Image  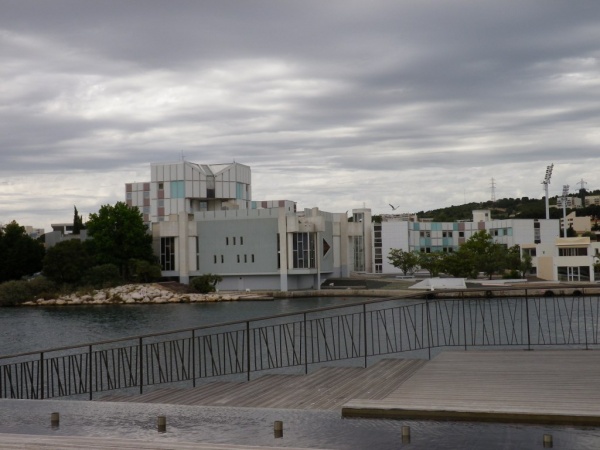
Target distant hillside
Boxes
[415,189,600,222]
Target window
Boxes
[558,248,588,256]
[237,255,240,263]
[442,231,453,238]
[233,237,236,245]
[293,232,316,269]
[158,182,164,190]
[420,231,431,238]
[524,248,537,257]
[252,254,255,263]
[160,237,175,271]
[226,237,229,245]
[353,235,364,271]
[170,180,185,199]
[214,255,217,264]
[244,254,247,263]
[459,232,464,238]
[240,236,244,245]
[221,255,224,263]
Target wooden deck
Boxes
[342,350,600,425]
[99,351,600,425]
[0,433,324,450]
[99,358,427,410]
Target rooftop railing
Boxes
[2,287,600,400]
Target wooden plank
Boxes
[0,433,324,450]
[342,350,600,425]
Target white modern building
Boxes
[126,161,372,290]
[373,210,561,276]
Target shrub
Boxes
[190,273,223,294]
[0,280,34,306]
[128,259,162,283]
[82,264,122,289]
[27,276,59,300]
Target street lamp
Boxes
[541,164,553,220]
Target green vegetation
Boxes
[388,231,532,280]
[0,202,162,306]
[190,273,223,293]
[0,221,45,283]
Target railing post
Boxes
[246,321,251,381]
[88,345,93,400]
[304,312,308,375]
[192,330,196,388]
[462,294,467,351]
[426,299,431,360]
[39,352,44,400]
[584,296,589,350]
[363,304,368,368]
[139,337,143,395]
[525,292,531,351]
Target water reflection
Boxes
[1,399,599,449]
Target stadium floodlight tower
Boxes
[542,164,554,220]
[561,184,570,238]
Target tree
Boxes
[85,202,155,278]
[417,252,445,277]
[0,221,45,282]
[452,230,510,279]
[388,249,419,276]
[72,206,85,235]
[191,273,223,293]
[43,239,93,284]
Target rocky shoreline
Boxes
[21,284,275,306]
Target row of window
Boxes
[419,231,454,238]
[226,236,244,245]
[558,247,588,257]
[213,254,255,263]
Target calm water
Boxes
[0,296,367,355]
[2,296,600,448]
[1,400,600,449]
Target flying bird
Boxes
[389,204,399,211]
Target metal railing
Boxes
[2,289,600,400]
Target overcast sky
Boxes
[1,1,599,230]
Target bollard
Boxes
[157,415,167,433]
[401,425,411,444]
[543,434,553,448]
[50,412,59,428]
[274,420,283,438]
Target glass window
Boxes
[293,232,316,269]
[160,237,175,271]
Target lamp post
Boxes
[542,164,553,220]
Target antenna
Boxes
[180,151,186,161]
[561,184,570,237]
[541,164,553,219]
[490,178,496,203]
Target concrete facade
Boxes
[128,161,370,290]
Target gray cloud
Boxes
[1,0,599,228]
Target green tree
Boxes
[85,202,155,278]
[0,221,45,282]
[388,249,419,276]
[72,206,85,235]
[43,239,93,284]
[443,251,476,278]
[190,273,223,293]
[459,230,508,279]
[417,252,445,277]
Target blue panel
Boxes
[170,181,185,199]
[413,223,420,231]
